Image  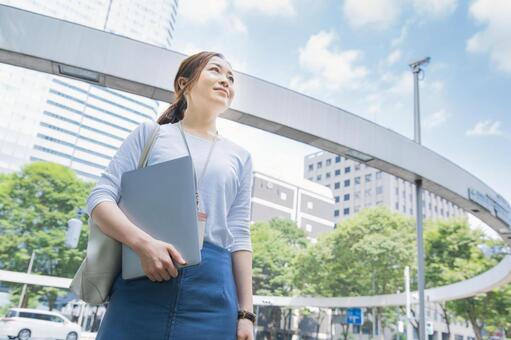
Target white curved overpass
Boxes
[0,5,510,307]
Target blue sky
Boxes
[169,0,511,204]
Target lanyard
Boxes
[177,120,218,209]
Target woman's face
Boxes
[184,56,235,115]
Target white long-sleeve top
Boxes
[86,119,254,253]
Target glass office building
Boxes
[0,0,179,181]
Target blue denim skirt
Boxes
[95,241,238,339]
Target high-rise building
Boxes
[304,150,466,221]
[251,171,335,243]
[0,0,179,181]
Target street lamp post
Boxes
[409,56,430,340]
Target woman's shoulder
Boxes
[219,135,252,162]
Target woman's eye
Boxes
[211,67,234,82]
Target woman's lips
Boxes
[214,88,228,97]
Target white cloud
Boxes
[413,0,457,18]
[289,30,368,94]
[343,0,402,29]
[386,50,402,65]
[466,120,503,136]
[387,71,412,96]
[229,15,248,34]
[423,109,450,128]
[179,0,229,24]
[467,0,511,74]
[391,25,408,47]
[233,0,296,16]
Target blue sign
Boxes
[347,308,363,325]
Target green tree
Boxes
[251,217,310,339]
[251,217,309,296]
[293,206,417,339]
[425,217,510,340]
[0,161,93,310]
[294,206,416,297]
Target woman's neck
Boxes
[180,109,218,138]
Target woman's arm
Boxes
[228,153,255,339]
[232,249,253,312]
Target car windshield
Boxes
[6,310,17,317]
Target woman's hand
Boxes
[237,319,254,340]
[133,237,187,282]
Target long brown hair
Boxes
[156,51,226,125]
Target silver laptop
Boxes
[118,155,201,280]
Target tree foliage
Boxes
[0,161,93,309]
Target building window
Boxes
[395,202,399,210]
[376,200,383,205]
[307,201,313,209]
[344,166,351,173]
[376,186,383,195]
[308,164,313,171]
[335,196,340,203]
[354,164,360,171]
[335,155,341,163]
[343,208,350,215]
[376,171,382,180]
[308,177,313,181]
[316,175,322,181]
[326,159,331,166]
[317,161,322,169]
[326,172,331,178]
[355,176,361,185]
[335,169,341,176]
[365,174,372,182]
[410,208,413,215]
[395,187,399,195]
[344,179,350,187]
[354,191,361,200]
[334,182,340,189]
[334,209,339,217]
[326,184,331,188]
[354,205,360,213]
[344,194,350,201]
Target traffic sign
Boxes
[346,308,363,325]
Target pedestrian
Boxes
[71,304,80,323]
[89,51,256,339]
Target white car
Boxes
[0,308,81,340]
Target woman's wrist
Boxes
[128,229,153,254]
[237,309,256,325]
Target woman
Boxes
[88,51,255,339]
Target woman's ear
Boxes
[177,76,188,91]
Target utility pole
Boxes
[409,56,430,340]
[405,266,414,340]
[18,250,36,308]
